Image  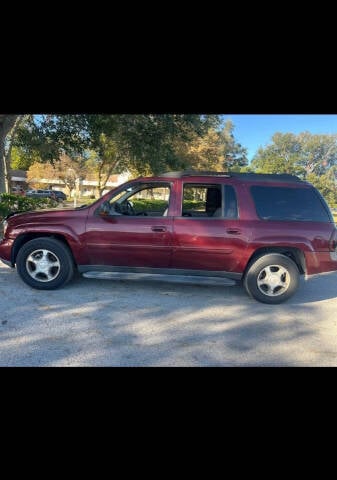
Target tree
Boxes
[27,154,88,194]
[0,114,20,192]
[251,131,337,178]
[14,114,224,197]
[173,128,225,171]
[26,162,58,189]
[10,143,43,171]
[85,134,129,196]
[297,131,337,175]
[14,114,89,164]
[250,131,337,207]
[172,121,248,172]
[250,132,304,176]
[14,114,221,176]
[54,154,87,194]
[220,120,248,170]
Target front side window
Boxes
[251,185,331,222]
[101,182,171,217]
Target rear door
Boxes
[171,181,245,273]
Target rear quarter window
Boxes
[250,185,331,222]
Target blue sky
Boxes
[222,115,337,162]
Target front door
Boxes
[84,182,173,268]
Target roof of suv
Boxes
[155,170,303,184]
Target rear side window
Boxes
[181,184,238,218]
[251,186,331,222]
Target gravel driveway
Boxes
[1,263,337,366]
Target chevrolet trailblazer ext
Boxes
[1,171,337,304]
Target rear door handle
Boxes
[226,229,241,235]
[151,226,167,232]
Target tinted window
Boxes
[251,186,330,222]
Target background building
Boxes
[10,170,130,198]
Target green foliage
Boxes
[0,194,58,221]
[132,199,168,212]
[174,122,248,172]
[306,171,337,208]
[297,131,337,175]
[220,120,248,170]
[14,114,222,176]
[251,131,337,177]
[131,199,204,212]
[251,132,304,176]
[183,200,205,210]
[83,114,222,175]
[14,115,89,164]
[10,145,41,170]
[251,132,337,207]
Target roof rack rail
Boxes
[228,172,302,182]
[160,170,231,178]
[159,170,302,182]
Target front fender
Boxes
[10,224,87,265]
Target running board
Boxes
[82,271,236,286]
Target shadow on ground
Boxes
[1,265,337,366]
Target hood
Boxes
[5,206,89,227]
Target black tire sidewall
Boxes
[244,253,299,304]
[16,238,74,290]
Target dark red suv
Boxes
[1,171,337,304]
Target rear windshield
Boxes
[251,186,331,222]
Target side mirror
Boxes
[99,201,111,216]
[99,201,122,216]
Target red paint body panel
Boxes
[171,218,247,271]
[84,215,173,267]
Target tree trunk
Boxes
[0,115,19,193]
[98,156,121,196]
[4,116,23,192]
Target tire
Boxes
[16,238,75,290]
[243,253,300,304]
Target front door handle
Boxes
[151,226,167,232]
[226,228,241,235]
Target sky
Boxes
[222,114,337,162]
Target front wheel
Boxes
[243,253,300,304]
[16,238,75,290]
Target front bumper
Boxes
[0,238,15,267]
[0,257,13,267]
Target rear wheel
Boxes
[16,238,74,290]
[244,253,300,304]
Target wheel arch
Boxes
[244,246,306,278]
[11,233,77,267]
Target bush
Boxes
[131,199,205,212]
[0,194,58,221]
[183,200,205,211]
[132,199,168,211]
